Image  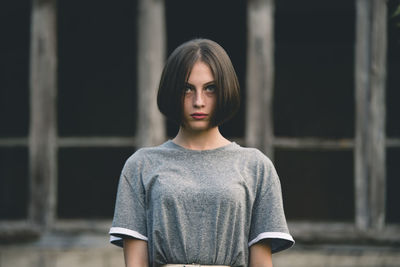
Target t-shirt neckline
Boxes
[165,139,237,153]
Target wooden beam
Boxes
[245,0,275,157]
[0,221,40,242]
[288,222,400,244]
[386,138,400,147]
[355,0,372,231]
[0,138,28,147]
[274,137,354,150]
[369,0,387,231]
[28,0,58,228]
[57,137,136,147]
[136,0,166,147]
[354,0,387,232]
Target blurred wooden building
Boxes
[1,0,400,266]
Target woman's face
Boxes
[182,61,217,132]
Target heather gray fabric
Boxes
[109,140,294,267]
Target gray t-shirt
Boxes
[109,140,294,267]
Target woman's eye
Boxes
[205,85,216,92]
[184,86,193,93]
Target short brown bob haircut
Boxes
[157,38,240,127]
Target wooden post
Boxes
[355,0,371,232]
[28,0,58,228]
[245,0,275,158]
[369,0,387,231]
[355,0,387,231]
[136,0,166,147]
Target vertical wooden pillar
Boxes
[245,0,275,157]
[355,0,387,231]
[29,0,58,228]
[136,0,166,147]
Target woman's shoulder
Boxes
[123,141,172,167]
[132,143,166,156]
[231,145,278,188]
[233,144,273,165]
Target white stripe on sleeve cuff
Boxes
[248,231,294,247]
[109,227,148,241]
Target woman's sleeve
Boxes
[248,155,295,253]
[109,155,147,247]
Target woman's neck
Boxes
[172,126,231,150]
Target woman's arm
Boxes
[249,240,273,267]
[123,238,149,267]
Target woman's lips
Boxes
[191,113,208,119]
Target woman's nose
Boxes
[193,90,205,107]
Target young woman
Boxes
[109,39,294,267]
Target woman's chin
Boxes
[182,121,213,132]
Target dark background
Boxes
[0,0,399,223]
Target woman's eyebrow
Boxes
[185,81,216,87]
[185,82,195,88]
[204,81,216,86]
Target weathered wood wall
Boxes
[0,0,397,245]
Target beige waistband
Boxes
[162,265,230,267]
